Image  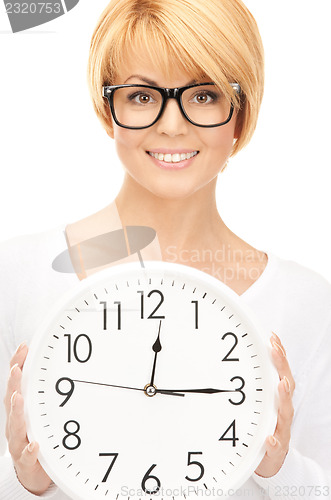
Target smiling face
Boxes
[107,47,238,200]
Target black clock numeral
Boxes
[100,301,122,331]
[138,290,165,319]
[141,464,161,494]
[62,420,81,450]
[99,452,119,482]
[114,301,121,330]
[191,300,198,329]
[55,377,75,407]
[185,452,204,482]
[219,420,239,447]
[100,301,107,330]
[221,332,239,361]
[229,376,246,405]
[64,334,92,363]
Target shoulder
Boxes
[0,225,75,351]
[245,251,331,353]
[266,253,331,363]
[0,225,66,275]
[243,250,331,322]
[268,253,331,311]
[0,224,67,293]
[0,224,66,251]
[244,253,331,380]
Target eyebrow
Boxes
[124,74,198,86]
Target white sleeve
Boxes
[252,448,331,498]
[0,239,62,499]
[0,458,60,499]
[252,316,331,499]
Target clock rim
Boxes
[22,260,279,499]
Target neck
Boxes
[115,173,230,258]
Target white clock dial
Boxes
[22,261,278,500]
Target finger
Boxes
[16,441,52,495]
[266,435,284,458]
[4,363,22,418]
[270,336,295,394]
[264,435,288,468]
[255,435,288,477]
[4,364,22,440]
[19,441,40,468]
[8,392,29,461]
[9,342,28,370]
[271,331,282,346]
[273,376,294,445]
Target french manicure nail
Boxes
[10,363,19,375]
[15,342,26,354]
[283,376,291,393]
[28,442,35,452]
[269,435,277,446]
[11,391,17,407]
[272,341,286,357]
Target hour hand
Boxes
[156,387,238,395]
[149,320,162,387]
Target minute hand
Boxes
[156,387,238,395]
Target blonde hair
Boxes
[87,0,264,156]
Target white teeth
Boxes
[148,151,198,163]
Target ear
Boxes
[106,128,114,139]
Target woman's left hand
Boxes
[254,331,295,478]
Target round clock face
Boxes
[22,261,278,500]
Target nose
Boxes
[155,97,189,136]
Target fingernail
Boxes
[15,342,26,354]
[10,363,19,375]
[269,435,277,446]
[28,442,35,453]
[272,340,286,357]
[283,376,291,393]
[11,391,17,408]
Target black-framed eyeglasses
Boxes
[102,82,241,129]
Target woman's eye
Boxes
[128,93,156,104]
[192,92,216,104]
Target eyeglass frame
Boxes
[102,82,241,129]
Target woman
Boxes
[1,0,330,498]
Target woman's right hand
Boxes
[4,342,52,495]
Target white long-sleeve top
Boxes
[0,225,331,499]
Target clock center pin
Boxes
[144,384,157,397]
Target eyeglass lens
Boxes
[112,85,232,127]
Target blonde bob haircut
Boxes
[87,0,264,156]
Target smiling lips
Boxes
[147,150,199,163]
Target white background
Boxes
[0,0,330,281]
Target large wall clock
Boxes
[22,261,278,499]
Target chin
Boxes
[147,180,205,201]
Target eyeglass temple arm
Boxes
[102,83,241,97]
[230,83,241,94]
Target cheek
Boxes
[113,127,148,159]
[114,128,138,148]
[201,124,236,152]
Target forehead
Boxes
[113,41,208,87]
